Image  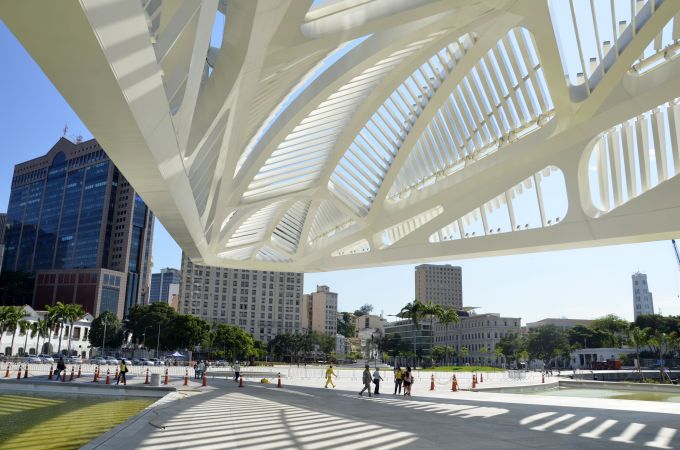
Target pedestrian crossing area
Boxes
[344,394,509,419]
[520,411,678,449]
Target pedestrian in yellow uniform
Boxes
[324,365,337,388]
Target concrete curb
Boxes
[0,379,175,397]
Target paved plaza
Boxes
[62,374,679,450]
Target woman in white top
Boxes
[372,368,384,395]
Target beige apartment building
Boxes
[415,264,462,308]
[179,253,303,341]
[302,285,337,336]
[353,314,386,333]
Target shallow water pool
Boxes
[528,387,680,403]
[0,393,154,449]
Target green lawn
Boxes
[424,366,505,372]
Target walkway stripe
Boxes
[519,412,556,425]
[554,416,596,435]
[645,427,677,449]
[531,414,575,431]
[611,423,646,444]
[580,419,618,439]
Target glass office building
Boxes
[1,137,154,317]
[150,267,181,304]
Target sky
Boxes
[2,16,680,324]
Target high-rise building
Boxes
[0,213,6,276]
[1,138,154,317]
[632,272,654,319]
[301,285,338,336]
[179,253,303,341]
[150,267,181,304]
[415,264,462,308]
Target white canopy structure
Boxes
[2,0,680,271]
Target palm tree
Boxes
[436,307,460,365]
[19,319,31,355]
[65,303,85,356]
[459,346,469,365]
[46,302,69,354]
[31,318,51,356]
[0,306,29,356]
[398,300,427,364]
[420,302,443,364]
[627,326,649,378]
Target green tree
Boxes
[627,326,649,377]
[319,334,336,361]
[164,314,210,350]
[431,345,446,363]
[435,307,460,364]
[30,318,51,356]
[46,302,70,353]
[127,302,177,350]
[64,303,85,355]
[211,323,254,361]
[567,324,609,349]
[496,333,527,365]
[591,314,629,348]
[397,299,428,359]
[337,312,356,337]
[527,325,569,368]
[459,346,469,364]
[0,306,29,356]
[88,312,124,350]
[354,304,374,317]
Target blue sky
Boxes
[2,19,679,323]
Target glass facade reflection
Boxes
[1,138,154,317]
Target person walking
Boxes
[55,357,66,381]
[116,359,128,385]
[393,366,403,395]
[359,364,372,397]
[373,367,384,395]
[403,366,413,396]
[233,360,240,382]
[324,365,337,388]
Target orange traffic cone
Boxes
[451,375,458,392]
[93,366,99,382]
[184,368,188,386]
[480,372,483,383]
[202,373,207,387]
[77,365,81,378]
[69,367,74,381]
[5,364,10,378]
[471,374,477,389]
[114,366,119,380]
[105,369,110,385]
[144,368,150,384]
[430,374,435,391]
[48,365,53,380]
[542,373,545,384]
[239,375,244,388]
[277,373,282,388]
[17,365,22,380]
[164,368,169,385]
[24,365,28,379]
[61,367,66,382]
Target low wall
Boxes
[0,379,173,397]
[474,381,559,394]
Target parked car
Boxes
[93,358,107,365]
[148,358,161,366]
[103,356,119,365]
[67,356,83,364]
[39,355,54,364]
[138,358,152,365]
[26,355,42,364]
[131,359,140,365]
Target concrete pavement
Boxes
[83,378,680,449]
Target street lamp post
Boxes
[101,316,108,358]
[156,322,161,358]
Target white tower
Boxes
[632,272,654,320]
